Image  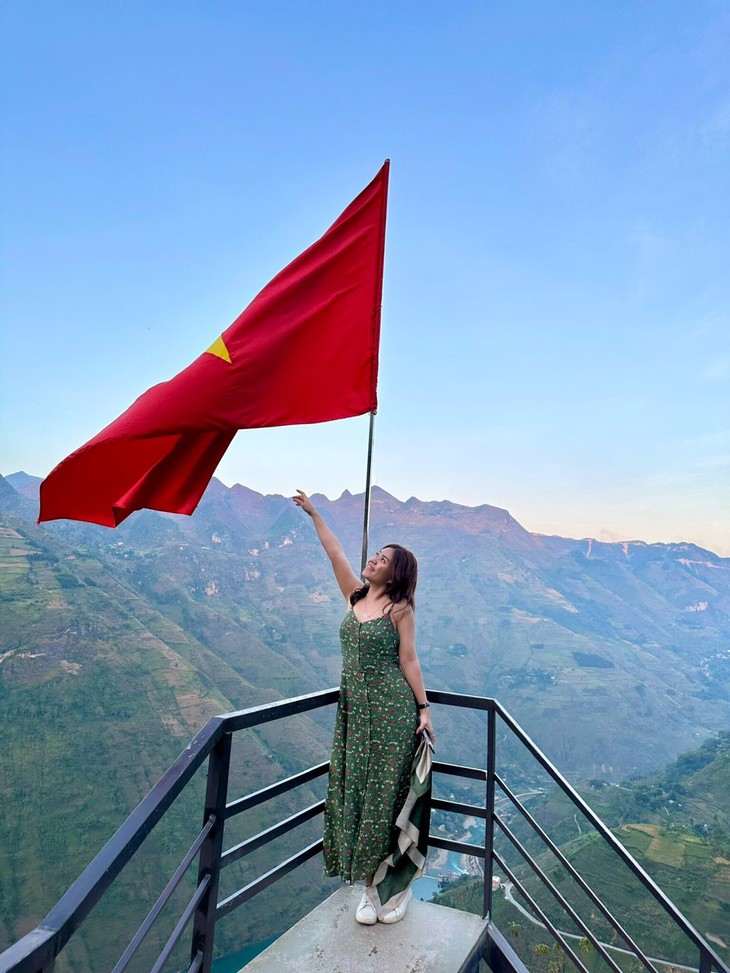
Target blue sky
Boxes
[1,1,729,554]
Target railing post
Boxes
[190,731,232,973]
[483,705,496,919]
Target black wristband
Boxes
[417,702,430,710]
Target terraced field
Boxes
[0,526,33,586]
[505,823,730,968]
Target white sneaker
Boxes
[380,887,412,924]
[355,888,378,925]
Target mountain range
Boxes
[3,469,729,778]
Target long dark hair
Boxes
[350,543,418,612]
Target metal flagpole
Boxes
[360,411,376,575]
[359,160,388,576]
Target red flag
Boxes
[39,163,389,527]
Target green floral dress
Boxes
[323,609,419,882]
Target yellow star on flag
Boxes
[205,335,232,363]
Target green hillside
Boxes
[587,733,730,835]
[514,824,730,967]
[524,736,730,966]
[0,520,335,970]
[433,734,730,968]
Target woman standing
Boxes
[293,490,434,924]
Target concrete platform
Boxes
[241,884,489,973]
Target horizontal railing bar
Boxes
[150,874,211,973]
[217,840,323,919]
[495,772,656,970]
[431,797,487,819]
[493,850,591,973]
[220,688,339,733]
[432,760,486,781]
[111,816,217,973]
[188,950,203,973]
[225,762,329,820]
[493,702,726,966]
[0,717,226,973]
[221,802,325,869]
[428,836,485,859]
[428,690,495,712]
[496,816,628,973]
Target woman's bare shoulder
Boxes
[389,599,413,622]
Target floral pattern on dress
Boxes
[323,609,418,882]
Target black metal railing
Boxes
[0,689,727,973]
[429,692,730,973]
[0,689,337,973]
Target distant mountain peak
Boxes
[5,471,42,489]
[0,474,38,517]
[228,481,265,499]
[371,485,398,500]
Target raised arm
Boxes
[293,490,361,600]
